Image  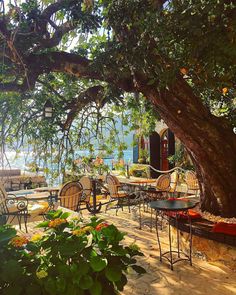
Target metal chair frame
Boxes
[105,175,140,215]
[0,183,28,231]
[58,181,83,212]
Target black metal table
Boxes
[149,199,197,270]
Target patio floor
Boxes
[16,207,236,295]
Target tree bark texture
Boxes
[140,78,236,217]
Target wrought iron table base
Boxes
[155,210,193,271]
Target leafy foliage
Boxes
[0,210,145,295]
[0,1,236,216]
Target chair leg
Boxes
[139,199,142,230]
[116,206,119,216]
[150,207,153,232]
[17,215,22,230]
[128,197,131,213]
[23,214,28,233]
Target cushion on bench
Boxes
[212,222,236,236]
[166,209,202,219]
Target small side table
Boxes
[150,199,197,270]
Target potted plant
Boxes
[138,149,149,164]
[0,210,145,295]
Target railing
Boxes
[148,165,187,174]
[125,165,187,178]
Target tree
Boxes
[0,73,157,182]
[0,0,235,216]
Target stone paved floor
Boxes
[16,207,236,295]
[96,209,236,295]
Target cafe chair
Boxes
[79,176,92,205]
[169,171,179,193]
[184,171,200,197]
[58,181,83,212]
[0,182,50,232]
[105,175,140,215]
[139,174,171,231]
[0,182,28,230]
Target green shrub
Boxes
[0,210,145,295]
[129,164,149,178]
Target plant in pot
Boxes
[138,149,149,164]
[0,210,146,295]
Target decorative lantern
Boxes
[44,99,53,119]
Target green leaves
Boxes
[0,225,16,246]
[0,211,145,295]
[80,275,93,290]
[36,220,50,228]
[105,266,122,282]
[90,256,108,272]
[89,280,103,295]
[0,260,23,282]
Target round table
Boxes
[34,187,60,195]
[150,200,197,211]
[150,199,197,270]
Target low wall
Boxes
[0,169,21,177]
[0,174,47,191]
[171,227,236,270]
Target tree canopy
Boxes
[0,0,235,119]
[0,0,236,216]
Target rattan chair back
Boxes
[0,182,8,214]
[156,174,171,191]
[169,171,179,192]
[79,176,92,202]
[185,171,199,191]
[106,175,120,198]
[58,181,83,211]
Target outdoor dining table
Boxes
[34,186,60,196]
[149,199,197,270]
[26,192,51,200]
[129,179,156,186]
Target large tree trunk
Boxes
[140,77,236,217]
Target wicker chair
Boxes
[156,173,171,191]
[79,176,92,204]
[144,173,171,202]
[58,181,83,211]
[79,176,110,212]
[138,174,171,230]
[169,171,179,193]
[105,174,139,215]
[184,171,199,196]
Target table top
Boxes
[34,186,60,193]
[26,192,50,200]
[129,179,156,184]
[141,188,165,193]
[149,199,197,211]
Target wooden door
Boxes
[161,138,169,171]
[149,132,160,178]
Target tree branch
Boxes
[41,0,77,22]
[35,21,77,50]
[0,51,134,93]
[63,85,104,130]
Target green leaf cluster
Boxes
[0,210,145,295]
